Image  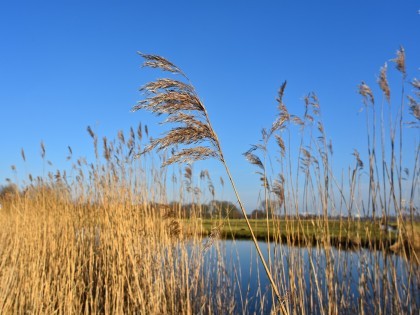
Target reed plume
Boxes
[392,46,406,78]
[132,54,219,166]
[378,63,391,102]
[359,81,375,105]
[132,52,287,313]
[408,78,420,122]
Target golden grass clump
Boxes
[0,130,235,314]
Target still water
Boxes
[201,239,419,314]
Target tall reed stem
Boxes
[134,52,288,313]
[200,103,287,314]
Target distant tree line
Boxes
[167,200,242,219]
[1,183,418,223]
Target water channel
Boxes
[201,239,419,314]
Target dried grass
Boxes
[0,47,418,315]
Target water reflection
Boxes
[202,239,420,314]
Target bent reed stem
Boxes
[220,155,287,313]
[135,52,288,314]
[208,113,286,313]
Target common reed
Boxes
[0,128,237,314]
[132,52,287,313]
[0,47,418,314]
[241,46,419,314]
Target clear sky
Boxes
[1,1,419,211]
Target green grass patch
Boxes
[194,218,417,249]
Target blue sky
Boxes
[0,1,419,210]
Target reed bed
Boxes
[0,127,235,314]
[0,47,419,314]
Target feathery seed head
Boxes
[272,179,285,207]
[275,134,286,157]
[87,126,95,139]
[276,80,287,107]
[392,46,406,78]
[137,122,143,140]
[133,53,220,166]
[118,130,125,144]
[412,78,420,91]
[359,82,375,105]
[243,150,264,170]
[353,149,364,169]
[40,141,46,159]
[378,63,391,103]
[138,52,188,78]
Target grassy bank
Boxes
[197,219,420,250]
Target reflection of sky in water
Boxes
[202,239,419,314]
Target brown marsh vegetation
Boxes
[0,47,419,314]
